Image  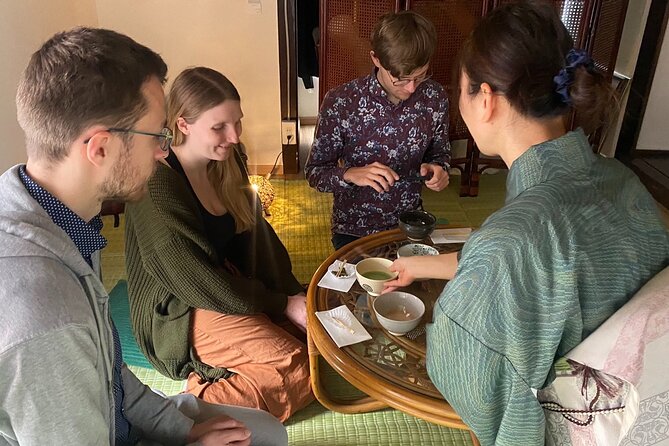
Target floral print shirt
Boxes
[305,71,450,237]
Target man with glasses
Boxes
[306,11,451,249]
[0,27,286,445]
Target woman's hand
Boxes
[284,293,307,333]
[187,414,251,446]
[383,252,460,293]
[383,257,421,293]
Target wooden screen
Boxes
[319,0,400,103]
[588,0,629,80]
[406,0,487,139]
[557,0,594,48]
[320,0,629,106]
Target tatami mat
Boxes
[127,365,186,396]
[125,356,475,446]
[286,406,474,446]
[261,173,507,284]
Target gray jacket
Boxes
[0,165,193,445]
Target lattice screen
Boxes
[406,0,485,139]
[319,0,400,103]
[589,0,629,79]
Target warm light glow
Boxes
[248,175,275,215]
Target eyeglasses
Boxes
[389,70,433,87]
[107,127,173,151]
[84,127,173,151]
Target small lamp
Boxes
[249,174,275,216]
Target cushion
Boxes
[109,280,154,369]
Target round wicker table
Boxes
[306,227,480,445]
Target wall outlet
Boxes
[281,120,297,145]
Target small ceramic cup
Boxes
[355,257,398,297]
[396,243,439,258]
[372,291,425,336]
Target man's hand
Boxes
[343,162,399,193]
[421,163,449,191]
[187,414,251,446]
[285,293,307,333]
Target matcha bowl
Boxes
[355,258,398,297]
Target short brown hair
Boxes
[371,11,437,78]
[16,27,167,162]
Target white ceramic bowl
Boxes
[396,243,439,258]
[355,258,398,297]
[372,291,425,336]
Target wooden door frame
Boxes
[278,0,300,174]
[616,0,669,160]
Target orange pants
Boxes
[185,308,313,422]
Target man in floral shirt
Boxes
[305,11,451,249]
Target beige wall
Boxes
[96,0,283,167]
[0,0,98,170]
[0,0,282,171]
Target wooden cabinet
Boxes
[318,0,629,196]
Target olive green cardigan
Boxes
[124,158,303,381]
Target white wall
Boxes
[298,76,319,118]
[637,15,669,151]
[0,0,98,170]
[96,0,283,167]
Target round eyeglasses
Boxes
[390,70,433,87]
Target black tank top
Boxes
[166,150,236,261]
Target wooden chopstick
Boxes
[335,260,347,277]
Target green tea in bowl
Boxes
[355,258,397,296]
[361,270,394,280]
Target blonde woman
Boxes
[125,67,313,422]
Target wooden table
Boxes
[306,227,479,444]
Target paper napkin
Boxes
[317,260,356,292]
[431,227,472,244]
[315,305,372,348]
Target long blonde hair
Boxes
[167,67,254,233]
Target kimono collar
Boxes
[506,129,595,203]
